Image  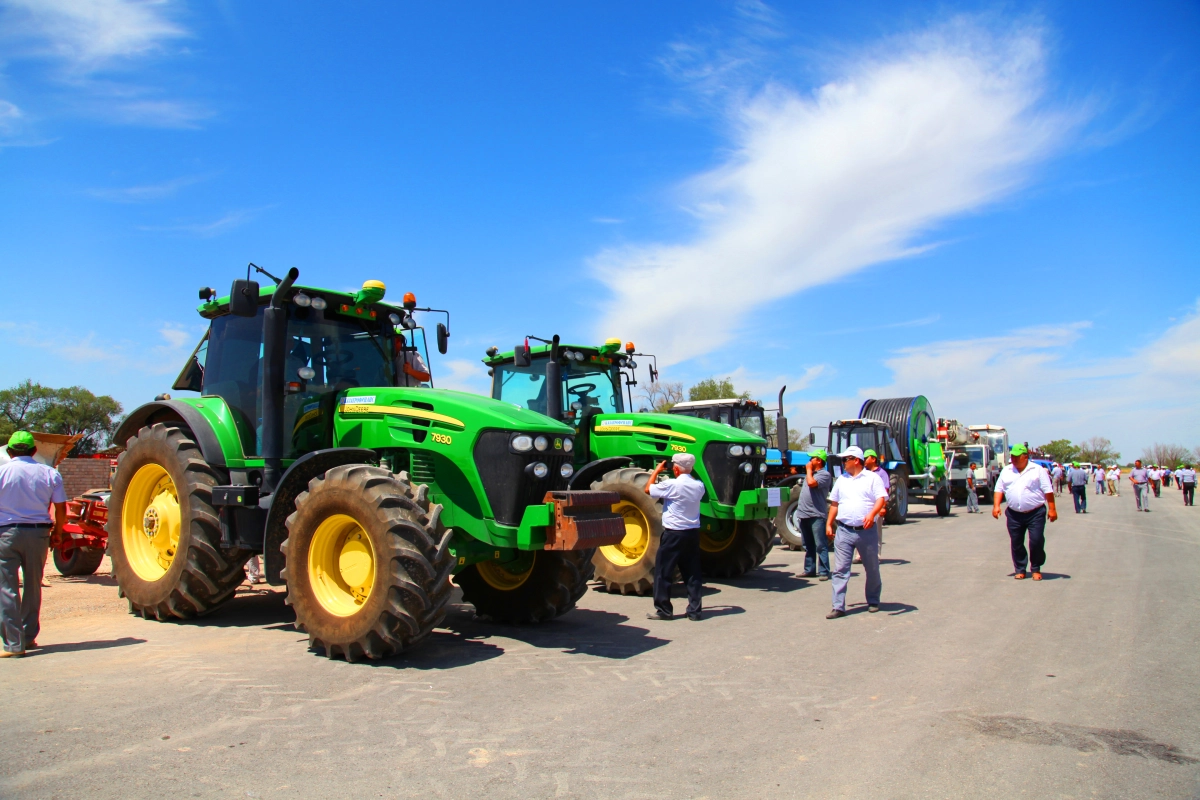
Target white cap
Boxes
[671,452,696,470]
[838,445,864,461]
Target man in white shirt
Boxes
[993,443,1057,580]
[1148,465,1162,498]
[645,452,707,621]
[1107,466,1120,496]
[1177,463,1196,506]
[824,446,888,619]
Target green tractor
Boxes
[106,267,625,661]
[483,337,785,595]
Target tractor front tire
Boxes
[775,495,805,550]
[53,545,105,576]
[700,519,774,578]
[107,423,248,619]
[282,465,454,661]
[885,477,909,525]
[456,549,594,624]
[590,467,661,596]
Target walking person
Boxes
[1051,463,1064,495]
[992,444,1057,581]
[1093,464,1106,495]
[1067,461,1089,513]
[1149,465,1162,498]
[794,449,832,581]
[645,453,706,621]
[1130,460,1151,512]
[966,462,981,513]
[1162,467,1173,489]
[1107,465,1120,497]
[862,449,891,559]
[1178,464,1196,506]
[824,446,887,619]
[0,432,67,657]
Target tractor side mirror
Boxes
[513,345,532,367]
[436,323,449,355]
[809,432,816,445]
[230,279,259,317]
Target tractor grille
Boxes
[410,450,437,484]
[473,430,571,527]
[702,441,766,506]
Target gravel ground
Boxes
[2,490,1198,799]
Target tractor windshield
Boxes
[831,426,879,456]
[733,407,765,437]
[493,359,625,417]
[202,304,398,457]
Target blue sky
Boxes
[1,0,1197,460]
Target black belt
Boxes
[838,522,867,531]
[0,523,51,529]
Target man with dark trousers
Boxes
[993,443,1057,581]
[795,448,832,580]
[1066,461,1089,513]
[645,452,706,621]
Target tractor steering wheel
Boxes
[567,383,597,396]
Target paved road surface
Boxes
[2,489,1197,798]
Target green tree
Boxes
[1038,439,1079,464]
[0,381,123,455]
[687,377,750,402]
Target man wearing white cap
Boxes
[824,446,888,618]
[644,452,707,621]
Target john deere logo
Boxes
[554,438,562,450]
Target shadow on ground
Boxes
[29,637,146,656]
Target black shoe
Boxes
[687,613,702,621]
[800,572,817,578]
[826,609,846,619]
[645,611,673,621]
[818,575,831,581]
[868,605,880,613]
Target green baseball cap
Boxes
[6,431,35,451]
[1072,461,1079,467]
[808,448,827,462]
[863,448,879,459]
[1010,443,1028,457]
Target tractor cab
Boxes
[667,398,766,439]
[827,419,905,472]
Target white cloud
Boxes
[0,99,21,132]
[785,302,1200,460]
[1,0,185,70]
[87,172,210,202]
[434,358,490,396]
[137,206,272,237]
[592,17,1082,366]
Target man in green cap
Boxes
[993,443,1056,580]
[1066,460,1089,514]
[0,431,67,657]
[0,432,68,656]
[862,449,891,558]
[793,448,832,580]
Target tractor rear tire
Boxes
[282,465,454,661]
[935,488,952,517]
[107,423,249,620]
[53,545,105,576]
[700,519,774,578]
[456,549,594,624]
[775,495,805,550]
[885,477,909,525]
[590,467,661,596]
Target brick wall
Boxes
[59,459,113,499]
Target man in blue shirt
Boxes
[1067,461,1089,514]
[0,432,68,657]
[645,452,706,621]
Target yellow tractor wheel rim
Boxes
[308,514,376,617]
[477,554,537,592]
[599,500,652,568]
[700,522,738,554]
[121,463,181,581]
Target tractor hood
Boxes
[337,387,577,436]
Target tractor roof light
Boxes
[388,312,402,327]
[293,292,312,307]
[310,296,327,310]
[625,341,635,354]
[403,292,417,309]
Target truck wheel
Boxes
[935,488,952,517]
[108,424,248,619]
[700,519,774,578]
[282,465,454,661]
[590,467,660,596]
[53,545,105,576]
[774,498,805,550]
[456,549,594,624]
[884,479,909,525]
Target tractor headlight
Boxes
[741,462,753,474]
[527,462,549,479]
[293,292,312,307]
[388,312,402,327]
[563,437,574,453]
[560,462,574,478]
[512,434,534,452]
[534,435,549,452]
[310,296,328,310]
[758,462,768,474]
[297,366,316,380]
[729,444,745,457]
[757,446,766,456]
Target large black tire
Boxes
[700,519,774,578]
[885,476,909,525]
[107,424,248,620]
[590,467,661,596]
[774,494,805,550]
[456,549,594,624]
[935,487,952,517]
[53,545,105,576]
[282,465,454,661]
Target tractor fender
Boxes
[261,447,378,585]
[112,401,227,467]
[569,456,632,491]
